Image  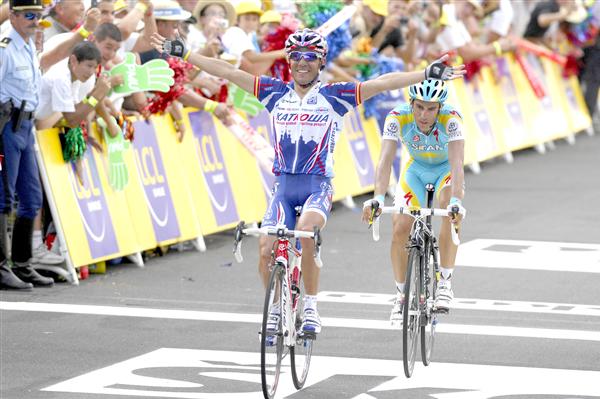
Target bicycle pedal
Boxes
[433,307,449,314]
[298,331,317,340]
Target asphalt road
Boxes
[2,133,600,399]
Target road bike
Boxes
[233,221,323,399]
[370,183,461,378]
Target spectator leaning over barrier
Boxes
[44,0,85,41]
[523,0,584,44]
[481,0,514,43]
[39,7,101,72]
[140,0,232,137]
[36,42,112,131]
[153,27,465,335]
[0,0,55,290]
[432,2,514,63]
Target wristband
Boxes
[135,2,148,13]
[183,49,191,62]
[83,96,99,108]
[374,194,385,205]
[492,41,502,56]
[449,196,462,206]
[203,99,218,113]
[77,26,90,39]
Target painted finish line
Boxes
[456,239,600,273]
[2,301,600,342]
[318,291,600,317]
[43,348,600,399]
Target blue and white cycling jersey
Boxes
[254,76,362,177]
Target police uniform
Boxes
[0,0,53,289]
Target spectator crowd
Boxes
[0,0,599,290]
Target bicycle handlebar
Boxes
[233,222,324,267]
[371,204,461,246]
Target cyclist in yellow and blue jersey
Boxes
[362,79,466,326]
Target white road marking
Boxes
[456,239,600,273]
[2,301,599,341]
[43,348,600,398]
[318,291,600,317]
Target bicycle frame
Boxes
[370,184,463,376]
[234,223,323,344]
[272,235,303,346]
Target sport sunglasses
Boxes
[289,51,321,62]
[23,12,43,20]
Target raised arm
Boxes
[360,54,465,102]
[151,33,256,95]
[39,8,100,72]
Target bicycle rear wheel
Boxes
[291,296,314,389]
[261,263,285,399]
[403,247,420,378]
[420,242,437,366]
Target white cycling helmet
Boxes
[408,79,448,103]
[284,28,328,58]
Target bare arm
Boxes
[242,49,286,64]
[116,0,150,41]
[130,3,157,53]
[448,140,465,200]
[0,2,9,25]
[374,139,397,198]
[184,51,256,94]
[360,70,425,102]
[361,138,396,222]
[538,8,568,28]
[39,8,100,72]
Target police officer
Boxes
[0,0,54,289]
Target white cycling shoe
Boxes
[300,308,321,334]
[390,294,404,328]
[435,279,454,312]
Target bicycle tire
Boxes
[261,262,285,399]
[403,246,421,378]
[420,240,437,366]
[291,289,314,389]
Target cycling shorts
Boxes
[262,173,333,229]
[394,159,451,208]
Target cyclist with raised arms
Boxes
[152,29,465,335]
[362,79,466,326]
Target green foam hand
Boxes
[98,117,130,191]
[110,52,174,96]
[228,83,264,117]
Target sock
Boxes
[440,266,453,281]
[304,295,318,312]
[32,230,43,249]
[395,281,405,295]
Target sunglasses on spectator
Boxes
[23,12,43,20]
[289,51,321,62]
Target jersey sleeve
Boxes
[320,82,362,116]
[445,112,464,142]
[382,113,400,142]
[253,76,289,112]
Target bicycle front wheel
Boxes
[420,242,437,366]
[291,298,314,389]
[403,247,421,378]
[261,263,285,399]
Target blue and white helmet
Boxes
[285,28,328,58]
[408,79,448,103]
